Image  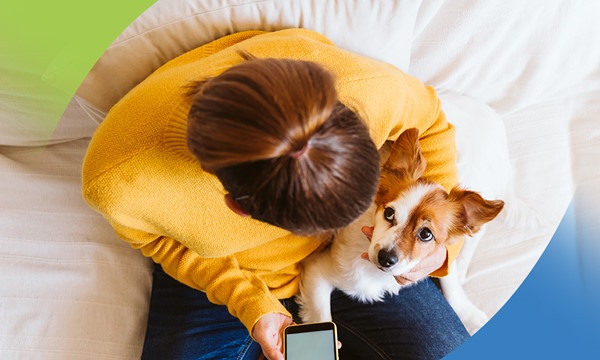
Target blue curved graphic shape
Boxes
[446,197,600,359]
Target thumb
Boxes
[263,345,284,360]
[361,226,374,241]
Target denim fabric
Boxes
[142,264,469,360]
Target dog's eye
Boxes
[384,207,395,222]
[417,227,434,242]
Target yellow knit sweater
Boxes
[82,29,460,335]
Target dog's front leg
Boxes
[440,261,489,335]
[296,254,335,323]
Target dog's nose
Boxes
[378,249,399,268]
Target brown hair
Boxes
[187,57,379,235]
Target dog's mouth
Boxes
[377,265,393,273]
[369,253,416,276]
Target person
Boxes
[82,28,469,360]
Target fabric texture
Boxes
[141,265,263,360]
[3,1,598,358]
[75,0,421,114]
[409,0,594,318]
[81,28,460,334]
[0,139,153,358]
[141,264,469,360]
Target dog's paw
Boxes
[298,308,332,324]
[461,306,489,335]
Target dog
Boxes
[296,128,505,328]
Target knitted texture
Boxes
[82,29,460,335]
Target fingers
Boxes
[252,313,292,360]
[394,246,447,285]
[413,245,446,271]
[394,263,429,284]
[361,226,374,241]
[259,333,284,360]
[394,275,413,285]
[360,226,373,261]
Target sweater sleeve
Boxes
[110,220,291,335]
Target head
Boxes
[186,57,380,235]
[367,128,505,275]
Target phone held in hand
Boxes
[284,322,339,360]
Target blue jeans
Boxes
[142,264,469,360]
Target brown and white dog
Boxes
[296,128,504,329]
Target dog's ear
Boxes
[375,128,427,206]
[383,128,426,181]
[448,188,505,236]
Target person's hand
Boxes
[393,245,446,285]
[360,226,446,285]
[252,313,293,360]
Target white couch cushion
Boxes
[76,0,422,113]
[0,139,153,358]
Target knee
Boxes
[402,321,470,360]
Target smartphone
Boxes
[284,322,339,360]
